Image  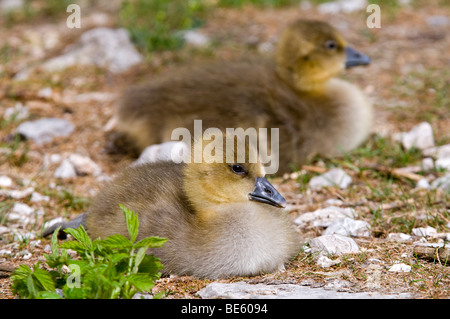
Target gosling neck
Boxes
[276,66,329,95]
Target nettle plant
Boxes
[11,205,167,299]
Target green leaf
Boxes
[120,204,139,243]
[109,252,130,264]
[44,248,71,269]
[139,255,164,276]
[10,264,33,297]
[27,274,38,298]
[10,264,32,281]
[60,240,88,252]
[32,265,56,292]
[63,285,88,299]
[126,273,155,292]
[67,259,90,273]
[64,225,93,252]
[135,236,167,248]
[100,234,133,249]
[50,226,61,256]
[133,247,147,273]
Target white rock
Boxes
[309,234,360,256]
[0,249,12,257]
[308,168,352,189]
[399,122,435,150]
[0,225,11,235]
[54,159,77,179]
[0,175,13,187]
[323,217,371,237]
[7,213,28,223]
[0,187,34,199]
[17,118,75,145]
[431,173,450,192]
[22,252,32,260]
[294,206,357,228]
[388,263,411,273]
[37,87,53,98]
[68,153,102,176]
[197,281,406,299]
[47,153,63,165]
[182,30,210,47]
[30,192,50,203]
[15,28,142,80]
[3,102,29,121]
[30,239,41,249]
[421,157,434,171]
[387,233,412,242]
[316,255,341,268]
[436,158,450,171]
[415,178,430,189]
[412,226,437,237]
[12,202,34,215]
[423,144,450,159]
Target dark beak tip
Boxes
[345,46,371,68]
[250,177,287,208]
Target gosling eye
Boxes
[324,40,338,50]
[230,164,248,176]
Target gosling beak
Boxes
[345,46,371,69]
[249,177,287,208]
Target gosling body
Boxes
[67,133,298,279]
[114,19,373,173]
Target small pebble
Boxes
[308,168,352,189]
[0,176,13,187]
[398,122,434,150]
[54,159,77,179]
[388,263,411,273]
[412,226,437,237]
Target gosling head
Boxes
[276,19,370,91]
[183,131,286,218]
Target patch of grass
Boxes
[392,68,450,132]
[348,134,423,168]
[119,0,209,52]
[0,134,29,167]
[10,205,167,299]
[0,200,14,225]
[44,188,91,213]
[0,43,17,66]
